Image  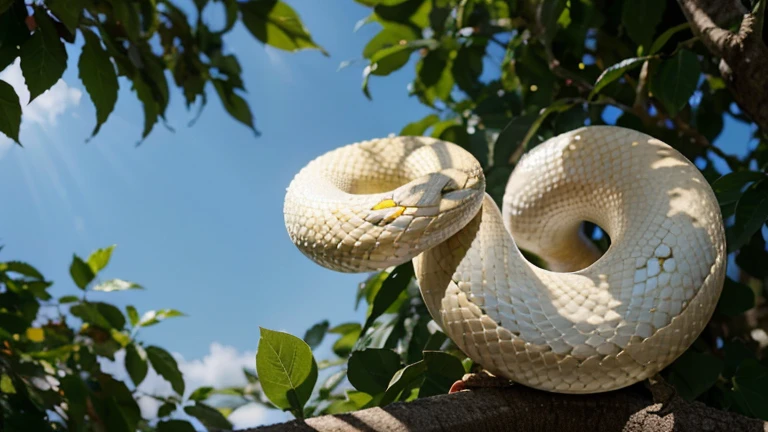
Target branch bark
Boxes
[677,0,768,132]
[245,384,768,432]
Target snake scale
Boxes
[284,126,726,393]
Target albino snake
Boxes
[284,126,726,393]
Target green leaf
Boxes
[400,114,440,136]
[712,172,766,206]
[19,8,68,102]
[0,80,21,144]
[126,305,140,326]
[157,402,177,418]
[189,386,214,402]
[59,295,80,304]
[363,24,417,59]
[303,320,329,350]
[138,309,186,327]
[213,79,258,134]
[363,39,436,98]
[79,30,119,137]
[451,43,484,96]
[348,349,402,395]
[47,0,84,32]
[71,303,112,329]
[649,22,690,55]
[621,0,666,48]
[184,403,233,430]
[0,261,44,279]
[519,99,577,152]
[93,279,144,292]
[362,263,414,335]
[380,360,426,406]
[125,343,148,387]
[0,374,15,393]
[729,181,768,252]
[649,49,700,116]
[0,6,31,73]
[538,0,567,45]
[732,359,768,420]
[256,327,318,417]
[239,0,327,55]
[146,346,185,395]
[716,277,755,316]
[589,57,652,100]
[59,375,88,422]
[111,0,141,41]
[157,420,197,432]
[419,351,465,397]
[667,350,723,400]
[132,74,160,140]
[70,255,95,290]
[0,0,12,14]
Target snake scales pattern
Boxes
[284,126,726,393]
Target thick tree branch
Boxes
[246,384,768,432]
[676,0,768,132]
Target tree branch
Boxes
[246,384,767,432]
[676,0,768,132]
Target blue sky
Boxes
[0,1,761,427]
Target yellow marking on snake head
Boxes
[372,199,397,210]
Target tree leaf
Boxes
[212,78,258,135]
[157,420,197,432]
[126,305,140,326]
[649,22,690,55]
[716,278,755,317]
[19,8,68,102]
[649,49,700,116]
[379,360,426,406]
[125,343,148,387]
[712,171,766,205]
[0,80,21,144]
[0,261,44,279]
[184,402,233,430]
[362,262,414,335]
[47,0,84,32]
[589,57,652,100]
[79,29,119,137]
[419,351,465,398]
[728,181,768,252]
[132,74,160,140]
[157,402,177,418]
[188,386,214,402]
[348,349,402,395]
[303,320,329,350]
[137,309,186,327]
[70,255,95,290]
[93,279,144,292]
[363,24,417,59]
[732,359,768,420]
[256,327,318,417]
[667,350,723,400]
[621,0,666,48]
[0,0,13,14]
[59,295,80,304]
[400,114,440,136]
[146,346,185,395]
[239,0,327,55]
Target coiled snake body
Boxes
[284,126,726,393]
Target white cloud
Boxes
[100,342,284,429]
[0,59,82,127]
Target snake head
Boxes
[366,168,484,228]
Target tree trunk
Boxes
[244,384,768,432]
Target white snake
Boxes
[284,126,726,393]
